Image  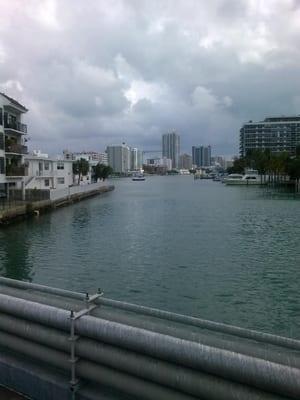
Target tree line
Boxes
[72,159,113,184]
[228,147,300,184]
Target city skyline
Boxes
[1,1,300,157]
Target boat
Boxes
[223,171,263,185]
[132,174,145,181]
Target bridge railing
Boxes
[0,277,299,400]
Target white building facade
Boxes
[25,151,73,190]
[106,144,131,173]
[130,147,143,171]
[0,92,28,197]
[146,157,172,171]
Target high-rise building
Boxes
[162,131,180,169]
[130,148,143,171]
[106,144,130,173]
[240,116,300,157]
[179,153,192,170]
[192,145,211,167]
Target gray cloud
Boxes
[1,0,300,156]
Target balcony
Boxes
[5,143,28,154]
[4,121,27,134]
[6,165,28,177]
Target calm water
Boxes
[0,176,300,338]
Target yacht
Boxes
[223,171,262,185]
[132,173,145,181]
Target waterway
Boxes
[0,176,300,338]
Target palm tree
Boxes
[73,158,90,185]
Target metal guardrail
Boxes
[0,277,299,400]
[4,121,27,133]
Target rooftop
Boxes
[244,116,300,125]
[0,92,28,112]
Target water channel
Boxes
[0,176,299,338]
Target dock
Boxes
[0,277,299,399]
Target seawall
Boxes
[0,184,114,225]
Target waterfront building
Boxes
[192,145,211,167]
[146,157,172,171]
[130,147,143,171]
[106,144,131,173]
[240,116,300,157]
[63,150,108,166]
[179,153,192,170]
[211,156,226,169]
[0,92,28,198]
[162,131,180,169]
[25,151,73,190]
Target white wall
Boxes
[50,181,106,201]
[25,157,73,190]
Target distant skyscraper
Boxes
[106,144,130,173]
[179,154,192,170]
[192,145,211,167]
[162,131,180,169]
[130,148,143,170]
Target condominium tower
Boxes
[162,131,180,169]
[240,116,300,157]
[106,144,131,174]
[192,145,211,167]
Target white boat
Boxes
[223,171,263,185]
[132,174,145,181]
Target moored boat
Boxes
[223,171,263,185]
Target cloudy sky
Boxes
[1,0,300,156]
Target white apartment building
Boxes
[0,92,28,196]
[130,148,143,171]
[146,157,172,171]
[106,144,131,173]
[25,151,73,190]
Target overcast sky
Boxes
[1,0,300,156]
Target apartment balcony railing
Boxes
[6,165,28,177]
[4,121,27,134]
[5,143,28,154]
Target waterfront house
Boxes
[25,151,73,190]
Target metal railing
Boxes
[4,121,27,133]
[0,277,299,400]
[5,143,28,154]
[5,165,28,177]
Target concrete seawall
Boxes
[0,184,114,225]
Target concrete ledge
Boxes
[0,185,114,225]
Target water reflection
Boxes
[0,225,33,281]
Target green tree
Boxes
[227,157,246,174]
[73,158,90,184]
[93,163,113,181]
[287,158,300,191]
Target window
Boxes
[0,108,2,126]
[0,133,3,150]
[57,161,64,170]
[57,177,65,184]
[44,161,50,170]
[44,179,50,187]
[0,157,4,174]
